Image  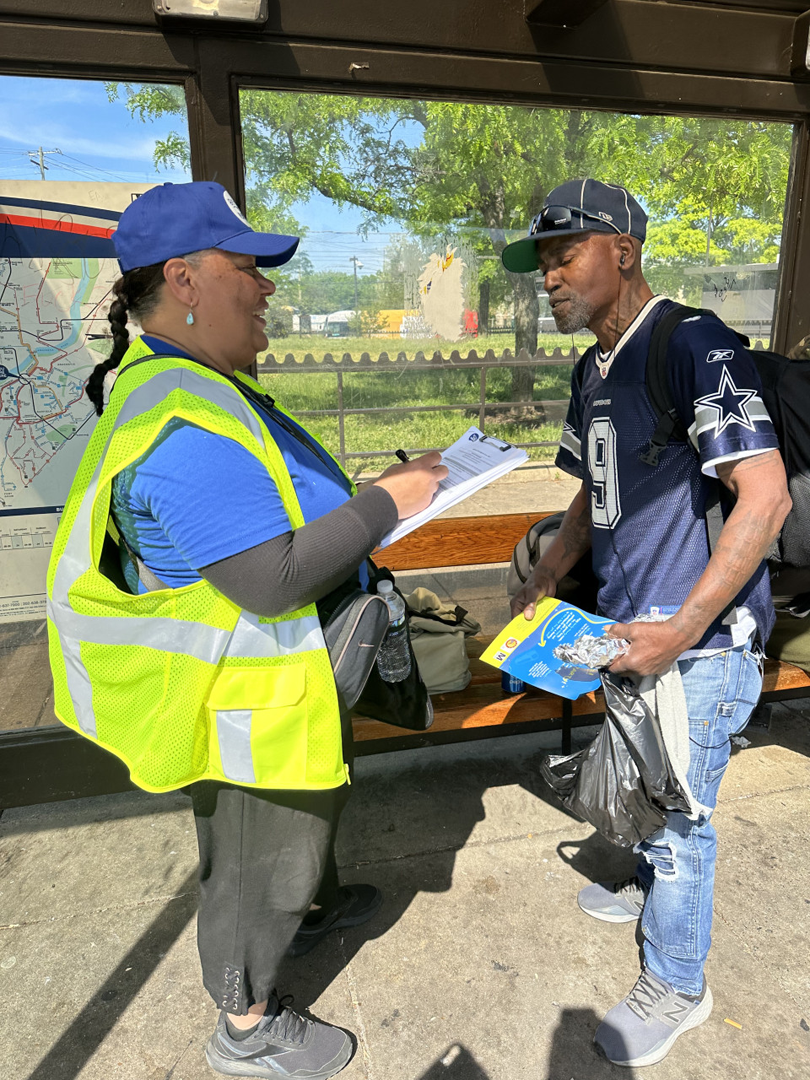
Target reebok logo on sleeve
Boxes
[706,348,735,364]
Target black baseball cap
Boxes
[502,179,647,274]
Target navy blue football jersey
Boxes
[556,296,779,650]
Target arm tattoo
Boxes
[670,450,790,642]
[535,484,592,583]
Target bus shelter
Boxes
[2,0,810,806]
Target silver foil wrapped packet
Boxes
[553,633,630,672]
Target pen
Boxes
[395,449,410,463]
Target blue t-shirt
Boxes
[555,296,779,650]
[111,336,353,592]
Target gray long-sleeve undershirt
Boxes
[200,483,397,617]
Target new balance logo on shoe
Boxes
[596,970,713,1067]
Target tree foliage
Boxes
[108,83,792,397]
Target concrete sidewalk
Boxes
[2,701,809,1080]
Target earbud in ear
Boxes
[619,254,626,267]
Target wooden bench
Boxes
[351,511,810,755]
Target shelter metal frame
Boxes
[2,0,810,805]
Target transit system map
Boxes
[0,186,129,622]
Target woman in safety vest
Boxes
[47,181,447,1080]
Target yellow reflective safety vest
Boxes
[47,337,351,794]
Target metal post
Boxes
[478,364,487,431]
[772,121,810,355]
[561,697,572,754]
[336,369,346,466]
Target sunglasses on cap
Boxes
[529,204,622,236]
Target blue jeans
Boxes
[635,643,763,995]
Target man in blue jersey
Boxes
[504,180,791,1067]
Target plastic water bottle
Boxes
[376,580,412,682]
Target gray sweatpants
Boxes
[189,778,350,1013]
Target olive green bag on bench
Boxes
[405,587,481,694]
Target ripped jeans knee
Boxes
[636,806,714,884]
[638,830,679,881]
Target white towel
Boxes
[638,665,712,821]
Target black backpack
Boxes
[507,511,600,612]
[640,303,810,601]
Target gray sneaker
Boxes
[577,876,647,923]
[205,994,353,1079]
[595,969,713,1067]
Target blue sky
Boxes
[0,75,191,185]
[0,74,398,275]
[294,205,402,276]
[0,76,517,281]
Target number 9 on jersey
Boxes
[588,417,622,529]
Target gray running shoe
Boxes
[289,884,382,957]
[205,994,353,1079]
[595,969,713,1067]
[577,876,647,923]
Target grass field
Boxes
[258,331,590,473]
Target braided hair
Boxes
[86,262,169,416]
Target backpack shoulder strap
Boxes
[639,305,743,599]
[640,303,751,468]
[639,304,705,466]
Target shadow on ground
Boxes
[22,870,198,1080]
[274,735,623,1006]
[13,692,809,1080]
[407,1010,641,1080]
[417,1043,491,1078]
[546,1008,639,1080]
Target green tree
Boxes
[108,85,791,398]
[601,115,791,294]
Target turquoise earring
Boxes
[186,310,195,326]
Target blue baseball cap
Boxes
[112,181,299,272]
[502,179,647,273]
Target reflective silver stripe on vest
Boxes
[224,611,325,659]
[216,710,256,784]
[55,606,233,662]
[48,598,98,738]
[51,365,273,738]
[50,448,108,737]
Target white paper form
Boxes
[378,427,528,548]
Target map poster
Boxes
[0,181,151,623]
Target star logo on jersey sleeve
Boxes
[694,365,757,436]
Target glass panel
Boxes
[0,75,191,733]
[226,92,793,474]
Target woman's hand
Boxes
[372,451,449,519]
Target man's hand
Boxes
[511,567,557,620]
[607,620,694,678]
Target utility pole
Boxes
[349,256,363,311]
[28,147,61,180]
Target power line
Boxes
[58,152,131,182]
[27,147,62,180]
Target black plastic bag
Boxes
[540,673,691,848]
